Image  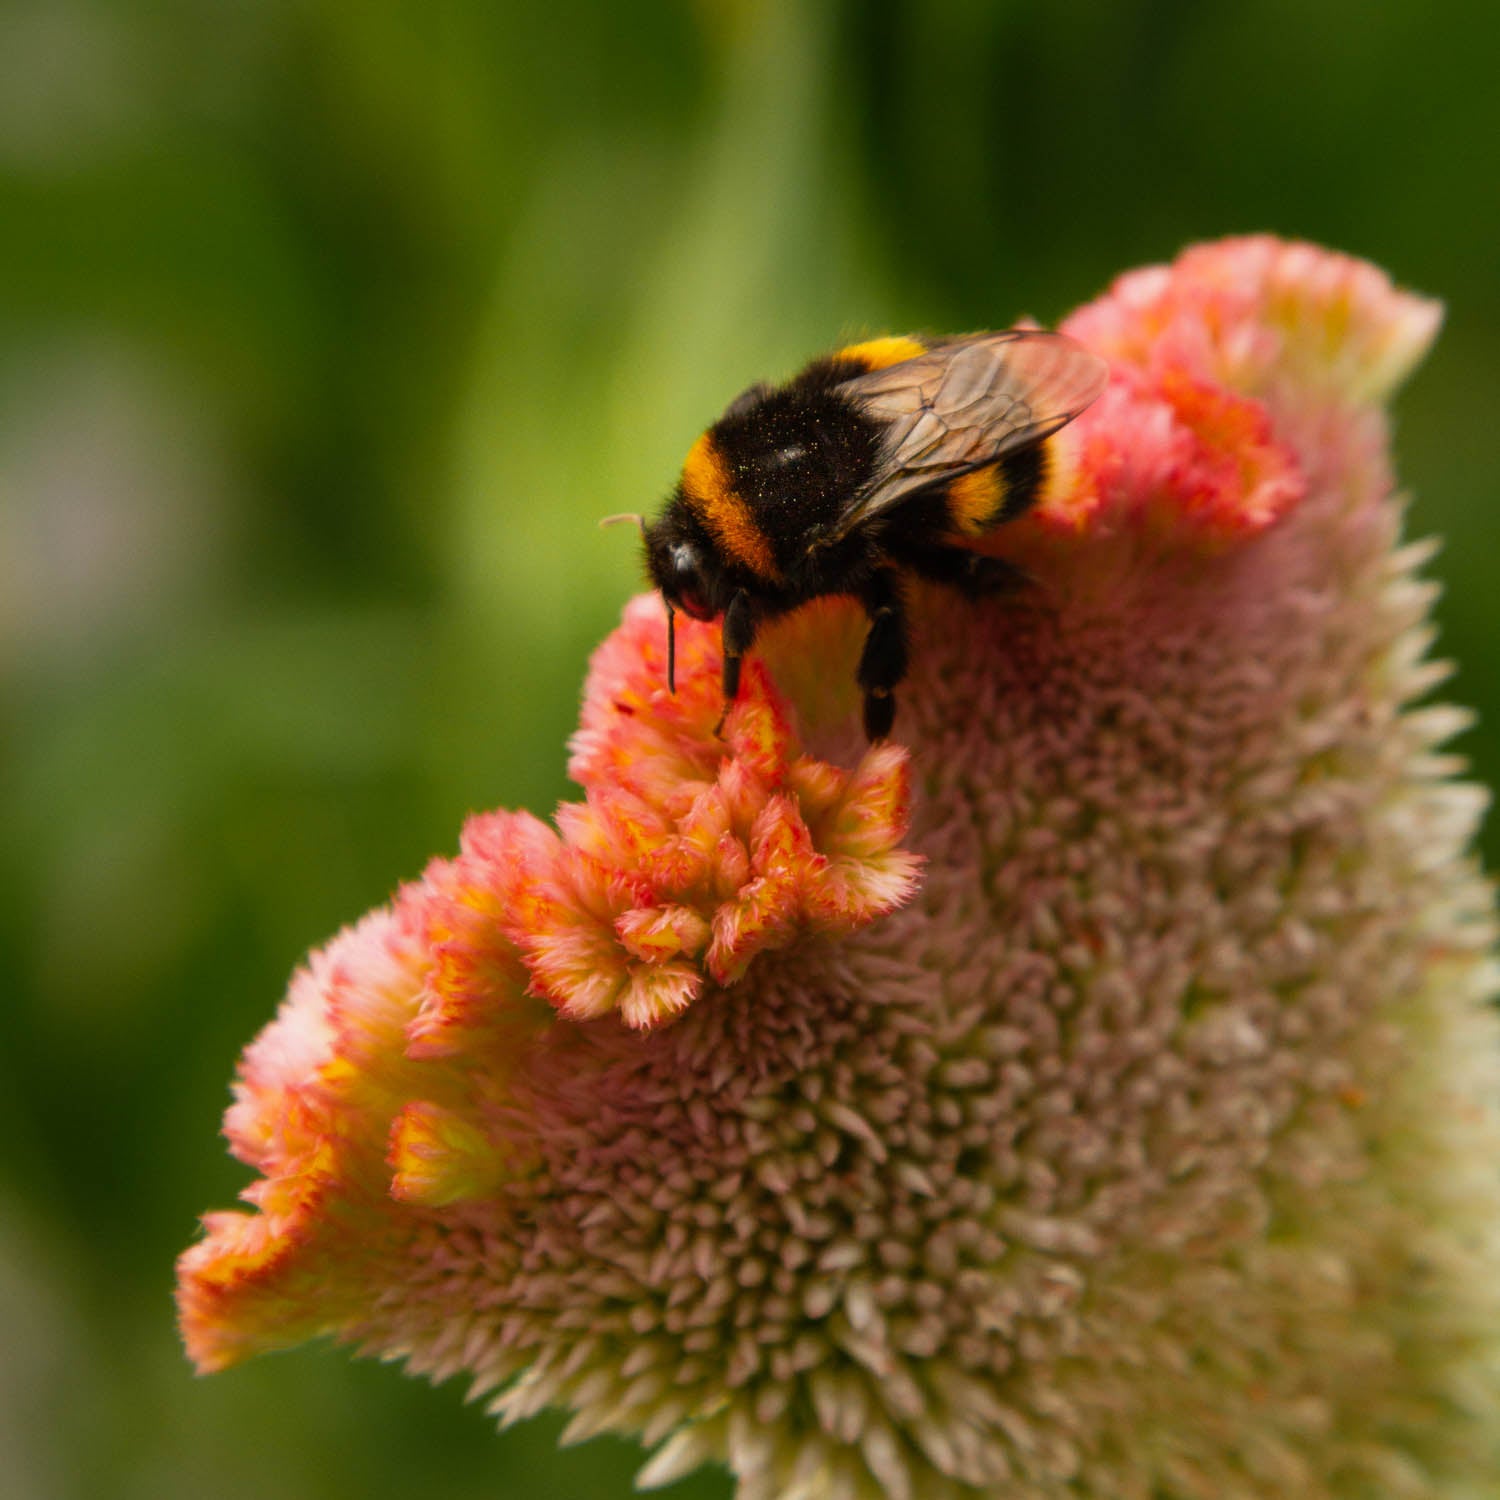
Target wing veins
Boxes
[812,331,1106,548]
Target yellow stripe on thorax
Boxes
[681,431,781,581]
[834,335,927,371]
[946,465,1008,536]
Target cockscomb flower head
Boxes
[178,237,1500,1500]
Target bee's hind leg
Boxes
[903,543,1028,599]
[856,569,907,741]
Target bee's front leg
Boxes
[716,590,757,735]
[856,569,907,741]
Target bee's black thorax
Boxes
[708,377,884,581]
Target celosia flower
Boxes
[178,238,1500,1499]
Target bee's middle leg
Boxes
[856,569,907,740]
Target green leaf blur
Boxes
[3,2,1496,1497]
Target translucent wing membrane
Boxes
[830,331,1108,539]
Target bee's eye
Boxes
[668,543,715,621]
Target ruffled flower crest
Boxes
[180,556,922,1371]
[179,238,1500,1500]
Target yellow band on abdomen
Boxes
[945,465,1008,536]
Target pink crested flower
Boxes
[178,237,1500,1499]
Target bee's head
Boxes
[644,505,721,622]
[643,501,725,694]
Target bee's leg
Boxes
[902,543,1029,600]
[856,569,907,741]
[715,589,756,735]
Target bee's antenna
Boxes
[599,513,675,693]
[599,512,647,536]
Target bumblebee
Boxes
[642,331,1108,740]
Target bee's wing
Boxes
[827,331,1108,542]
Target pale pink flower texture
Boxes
[178,238,1500,1499]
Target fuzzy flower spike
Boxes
[178,238,1500,1500]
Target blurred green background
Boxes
[3,1,1498,1496]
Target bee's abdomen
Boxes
[943,441,1050,537]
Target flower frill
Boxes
[178,238,1500,1500]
